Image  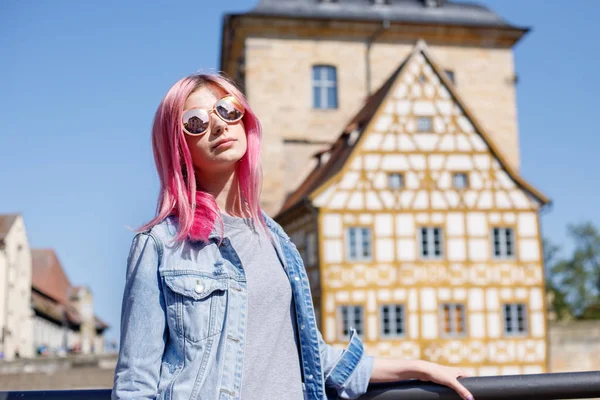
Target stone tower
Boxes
[220,0,527,215]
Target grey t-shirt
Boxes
[221,213,303,400]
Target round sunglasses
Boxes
[182,95,245,136]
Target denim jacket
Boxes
[112,213,374,400]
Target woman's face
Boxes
[183,84,247,175]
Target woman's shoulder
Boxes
[137,215,179,243]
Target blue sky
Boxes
[1,1,599,343]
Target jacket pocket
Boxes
[163,273,228,343]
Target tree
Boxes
[543,237,571,320]
[550,222,600,319]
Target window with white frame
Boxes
[312,65,338,109]
[441,303,466,336]
[381,304,405,337]
[420,227,443,259]
[340,305,364,338]
[388,173,404,189]
[503,304,528,335]
[453,172,469,189]
[492,227,515,259]
[417,116,433,132]
[306,232,317,266]
[347,227,372,261]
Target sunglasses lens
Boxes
[216,97,244,122]
[182,108,210,135]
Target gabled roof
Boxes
[277,59,409,216]
[277,41,550,218]
[0,214,19,241]
[32,249,73,305]
[31,248,109,331]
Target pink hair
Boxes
[140,73,265,242]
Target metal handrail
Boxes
[0,371,598,399]
[359,371,600,399]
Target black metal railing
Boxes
[358,371,600,399]
[0,371,598,399]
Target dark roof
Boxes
[32,291,66,323]
[32,249,73,305]
[31,249,109,331]
[276,42,549,218]
[0,214,19,241]
[250,0,518,29]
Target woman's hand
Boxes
[413,360,474,400]
[371,357,474,400]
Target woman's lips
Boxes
[212,138,236,151]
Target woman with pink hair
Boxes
[112,73,474,400]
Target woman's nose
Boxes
[211,114,227,136]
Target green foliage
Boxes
[545,222,600,320]
[544,238,571,320]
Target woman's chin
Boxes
[210,150,245,165]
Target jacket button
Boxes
[294,276,300,281]
[306,374,313,380]
[194,284,205,293]
[300,324,305,330]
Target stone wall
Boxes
[549,320,600,373]
[0,354,116,390]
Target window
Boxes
[492,227,515,259]
[445,69,456,85]
[441,304,466,336]
[388,173,404,189]
[340,305,364,338]
[418,74,426,83]
[347,227,372,261]
[306,232,317,266]
[371,0,391,4]
[381,304,405,337]
[503,304,528,335]
[453,173,468,189]
[312,65,338,109]
[417,116,433,132]
[420,227,443,259]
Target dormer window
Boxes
[371,0,391,4]
[444,69,456,85]
[315,149,332,166]
[424,0,444,7]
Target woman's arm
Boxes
[316,327,374,400]
[371,357,474,400]
[112,233,167,400]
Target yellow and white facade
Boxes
[276,42,549,376]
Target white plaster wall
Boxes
[0,216,33,360]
